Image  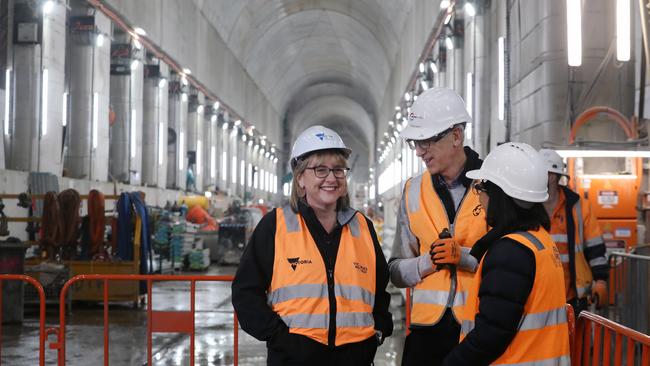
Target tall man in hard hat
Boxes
[389,87,488,366]
[539,149,608,314]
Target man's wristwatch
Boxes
[375,330,383,345]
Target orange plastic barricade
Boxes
[566,303,576,358]
[405,287,411,335]
[573,311,650,366]
[47,274,237,366]
[0,274,46,366]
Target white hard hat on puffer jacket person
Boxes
[466,142,549,203]
[400,87,472,141]
[538,148,568,176]
[290,125,351,168]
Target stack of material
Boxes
[169,222,194,267]
[153,221,170,250]
[188,248,210,270]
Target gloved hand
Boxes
[430,238,461,266]
[591,280,608,309]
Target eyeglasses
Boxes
[306,166,350,178]
[406,127,454,150]
[472,181,489,195]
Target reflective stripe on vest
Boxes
[497,355,571,366]
[268,283,374,308]
[280,312,375,329]
[465,305,568,334]
[405,172,487,326]
[461,229,570,365]
[269,207,376,346]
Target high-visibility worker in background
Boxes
[389,87,488,366]
[232,125,393,366]
[539,148,608,314]
[443,142,570,366]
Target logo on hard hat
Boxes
[408,112,422,121]
[315,132,334,141]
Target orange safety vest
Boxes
[461,229,570,365]
[268,206,377,346]
[404,172,487,326]
[549,189,604,300]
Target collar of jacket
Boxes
[469,226,506,261]
[560,185,580,208]
[433,146,483,189]
[297,199,357,227]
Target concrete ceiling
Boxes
[192,0,413,175]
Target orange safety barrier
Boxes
[573,311,650,366]
[46,274,237,366]
[405,287,411,335]
[567,303,576,358]
[0,274,47,366]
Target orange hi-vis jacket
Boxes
[267,206,377,346]
[461,229,570,365]
[549,188,606,300]
[404,172,487,326]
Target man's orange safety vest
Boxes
[267,206,376,346]
[404,172,487,326]
[460,229,570,365]
[549,189,605,300]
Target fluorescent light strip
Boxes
[196,140,202,175]
[62,92,68,127]
[179,131,184,169]
[231,156,237,184]
[158,122,164,165]
[130,109,136,158]
[497,37,505,121]
[221,155,227,182]
[42,69,49,136]
[240,160,245,186]
[210,145,216,178]
[578,174,638,180]
[567,0,582,66]
[616,0,630,61]
[92,92,98,148]
[466,72,473,118]
[556,150,650,158]
[5,69,10,135]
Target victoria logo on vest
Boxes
[287,257,313,271]
[472,204,482,216]
[353,262,368,274]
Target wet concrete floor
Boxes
[1,265,405,365]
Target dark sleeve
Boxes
[443,238,536,366]
[366,216,394,338]
[583,243,608,281]
[231,209,287,341]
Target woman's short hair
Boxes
[484,180,550,232]
[289,149,350,212]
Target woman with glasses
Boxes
[232,125,393,366]
[442,142,570,366]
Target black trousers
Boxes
[267,334,377,366]
[568,297,589,317]
[401,308,460,366]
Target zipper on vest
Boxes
[447,266,458,308]
[327,267,336,347]
[439,187,469,309]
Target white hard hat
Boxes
[290,125,351,167]
[400,87,472,140]
[538,148,568,176]
[466,142,549,203]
